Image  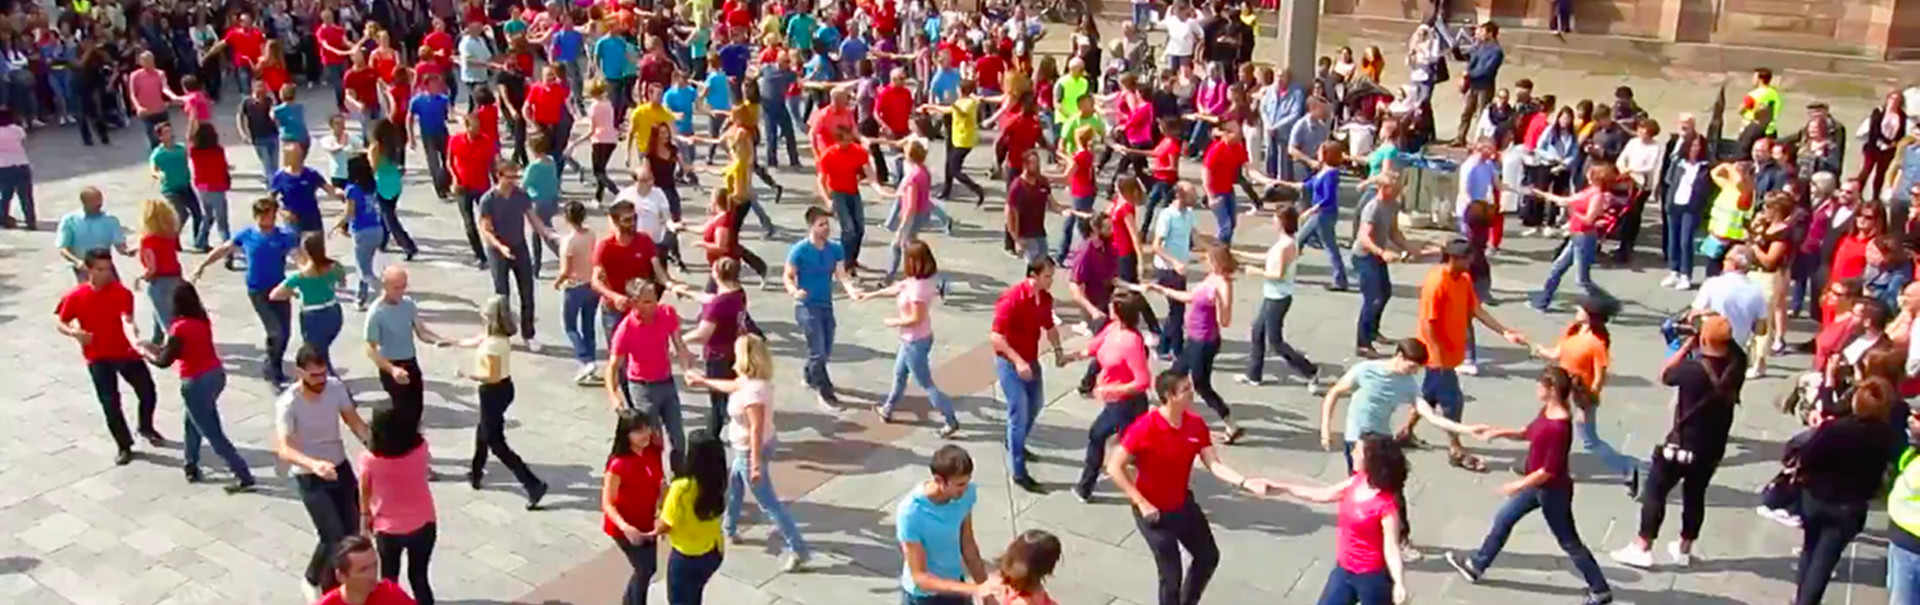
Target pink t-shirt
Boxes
[896,278,936,341]
[900,163,931,220]
[0,125,28,167]
[590,99,620,144]
[1564,187,1604,234]
[610,305,682,383]
[1121,96,1155,144]
[1335,478,1398,574]
[183,92,213,123]
[1088,323,1149,403]
[357,444,437,535]
[127,69,167,115]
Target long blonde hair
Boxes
[732,333,773,380]
[140,198,178,238]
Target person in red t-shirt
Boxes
[448,112,498,265]
[313,536,420,605]
[56,249,163,465]
[990,257,1064,492]
[314,10,355,110]
[1107,370,1270,605]
[1199,126,1252,245]
[204,13,266,87]
[343,52,383,127]
[602,408,667,604]
[592,198,670,334]
[816,124,873,271]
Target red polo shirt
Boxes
[526,81,570,126]
[315,23,350,66]
[808,104,855,155]
[56,281,139,363]
[343,66,380,107]
[1202,140,1248,195]
[314,581,418,605]
[594,233,660,306]
[875,84,913,136]
[446,132,495,192]
[222,26,265,67]
[1119,409,1211,512]
[818,143,869,194]
[990,279,1056,363]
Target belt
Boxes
[302,300,340,312]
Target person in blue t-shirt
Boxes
[717,29,752,79]
[268,143,341,233]
[191,197,301,386]
[271,85,310,151]
[662,71,699,182]
[338,156,386,309]
[1262,141,1351,291]
[895,445,992,601]
[696,61,732,163]
[594,26,638,120]
[545,12,587,111]
[784,207,864,408]
[408,79,456,199]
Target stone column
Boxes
[1658,0,1714,42]
[1276,0,1318,81]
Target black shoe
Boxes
[1013,476,1046,494]
[140,430,167,447]
[184,467,204,483]
[225,479,257,494]
[466,471,483,490]
[1444,551,1482,583]
[1022,447,1041,462]
[403,249,419,262]
[773,186,786,206]
[1071,484,1092,503]
[525,480,549,510]
[1583,591,1614,605]
[114,449,133,466]
[1625,466,1641,501]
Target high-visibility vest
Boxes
[1891,448,1920,539]
[1055,74,1089,123]
[1744,85,1781,137]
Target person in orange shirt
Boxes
[1405,238,1527,473]
[1531,296,1641,496]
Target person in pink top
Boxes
[165,75,214,135]
[604,279,695,471]
[126,51,170,148]
[855,241,961,435]
[988,530,1063,605]
[1262,433,1411,605]
[1066,289,1154,501]
[356,408,438,605]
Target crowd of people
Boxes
[19,0,1920,603]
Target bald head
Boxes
[380,266,410,302]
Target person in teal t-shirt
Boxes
[785,11,817,52]
[525,135,562,276]
[149,122,204,250]
[268,232,349,374]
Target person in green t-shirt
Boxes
[149,121,205,251]
[270,232,349,374]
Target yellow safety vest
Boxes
[1055,74,1089,123]
[1743,85,1781,137]
[1891,448,1920,537]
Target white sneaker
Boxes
[1666,540,1693,567]
[524,337,543,353]
[1673,276,1693,290]
[1233,375,1262,386]
[1746,366,1763,379]
[781,553,809,572]
[1457,363,1480,376]
[1306,380,1325,396]
[573,363,598,385]
[1609,544,1654,568]
[1659,273,1679,288]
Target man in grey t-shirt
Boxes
[275,345,371,594]
[364,266,452,431]
[478,162,555,347]
[1350,177,1410,356]
[1285,99,1333,181]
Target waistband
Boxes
[302,300,340,312]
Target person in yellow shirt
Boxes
[626,81,676,167]
[657,429,728,603]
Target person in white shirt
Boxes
[614,166,684,272]
[1688,245,1767,350]
[1613,119,1665,263]
[1157,4,1199,71]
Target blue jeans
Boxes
[1663,203,1699,277]
[1211,193,1237,245]
[901,592,970,605]
[1055,194,1097,262]
[1299,209,1349,288]
[883,336,959,425]
[1890,542,1920,604]
[47,69,73,118]
[180,369,254,483]
[351,227,384,306]
[665,549,723,605]
[1354,254,1391,347]
[796,304,838,399]
[1534,233,1606,308]
[831,192,866,269]
[1576,406,1640,479]
[196,189,230,249]
[1076,394,1149,495]
[1132,2,1154,25]
[996,356,1043,481]
[761,101,799,167]
[251,137,280,184]
[885,212,927,283]
[1314,565,1393,605]
[0,164,35,226]
[1144,180,1174,230]
[725,440,810,557]
[1469,485,1612,595]
[1263,128,1288,177]
[146,276,181,346]
[299,303,344,371]
[562,285,598,363]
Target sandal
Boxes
[1449,452,1490,473]
[1221,426,1246,445]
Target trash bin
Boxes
[1401,155,1459,229]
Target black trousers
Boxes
[1637,451,1721,542]
[473,378,542,489]
[1135,495,1219,605]
[1611,189,1650,263]
[375,522,437,605]
[420,132,451,198]
[592,142,620,202]
[297,464,360,589]
[1794,494,1868,605]
[75,81,111,146]
[940,141,984,202]
[87,358,158,451]
[703,355,736,436]
[613,535,658,605]
[1245,296,1317,383]
[378,193,419,255]
[378,358,426,430]
[457,187,487,264]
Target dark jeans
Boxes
[592,142,620,201]
[163,187,203,249]
[378,358,426,430]
[703,356,736,436]
[1637,451,1721,542]
[796,304,839,399]
[296,464,360,587]
[87,358,158,451]
[375,522,437,605]
[940,141,984,200]
[473,379,542,490]
[901,593,971,605]
[486,241,538,338]
[1245,296,1317,382]
[1314,565,1393,605]
[0,163,34,226]
[1794,494,1869,605]
[179,369,252,482]
[457,188,488,264]
[1155,269,1188,358]
[378,193,418,255]
[1468,485,1610,595]
[667,549,723,604]
[75,81,111,146]
[1077,394,1149,495]
[1135,495,1219,605]
[614,535,658,605]
[761,101,800,167]
[420,132,451,198]
[1353,254,1391,348]
[1171,338,1230,421]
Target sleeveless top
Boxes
[1184,279,1221,342]
[1262,237,1298,300]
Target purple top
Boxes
[1184,279,1221,342]
[1070,240,1118,312]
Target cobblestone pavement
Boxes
[0,28,1896,605]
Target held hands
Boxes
[1501,330,1528,346]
